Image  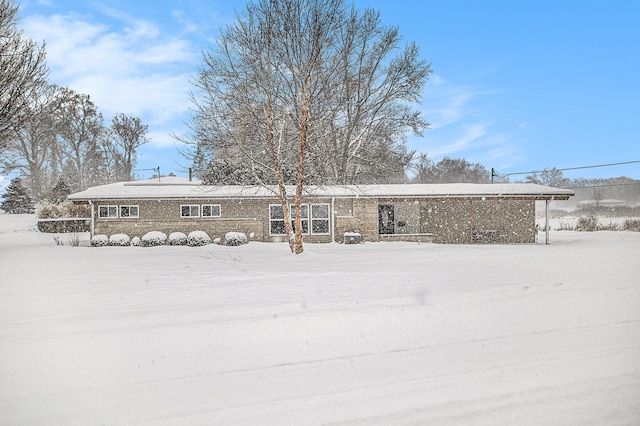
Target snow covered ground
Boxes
[1,214,639,425]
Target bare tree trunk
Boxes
[265,88,295,253]
[293,78,311,254]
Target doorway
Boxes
[378,204,395,234]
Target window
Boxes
[98,205,118,218]
[311,204,330,234]
[202,204,221,218]
[269,204,285,235]
[120,205,139,218]
[181,205,200,218]
[270,203,330,235]
[290,204,309,234]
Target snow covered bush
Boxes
[623,219,640,232]
[37,202,63,219]
[187,231,211,247]
[109,234,131,247]
[91,234,109,247]
[225,231,248,246]
[142,231,167,247]
[37,201,91,219]
[131,237,141,247]
[168,232,188,246]
[576,216,598,232]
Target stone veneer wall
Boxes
[92,196,536,244]
[419,198,535,244]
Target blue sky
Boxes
[13,0,640,181]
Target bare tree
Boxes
[1,84,61,199]
[0,0,48,152]
[309,7,430,184]
[54,87,107,191]
[109,113,150,181]
[413,155,490,183]
[525,167,567,188]
[190,0,430,253]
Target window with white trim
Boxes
[120,205,139,218]
[269,203,330,235]
[98,205,118,218]
[201,204,221,218]
[269,204,285,235]
[181,204,200,218]
[290,204,309,234]
[311,203,330,234]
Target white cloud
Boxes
[22,12,198,149]
[421,74,503,131]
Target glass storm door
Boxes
[378,204,395,234]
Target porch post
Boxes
[545,199,550,244]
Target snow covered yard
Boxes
[1,214,639,425]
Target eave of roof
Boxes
[67,177,574,202]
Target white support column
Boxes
[545,199,550,244]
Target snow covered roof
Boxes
[68,176,574,201]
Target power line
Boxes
[565,182,640,189]
[492,160,640,182]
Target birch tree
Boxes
[190,0,431,253]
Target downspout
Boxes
[89,200,95,238]
[331,197,335,243]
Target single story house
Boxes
[67,176,574,244]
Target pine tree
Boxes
[1,177,34,213]
[46,176,71,204]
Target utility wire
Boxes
[494,160,640,179]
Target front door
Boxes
[378,204,395,234]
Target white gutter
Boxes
[331,197,336,243]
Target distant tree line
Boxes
[0,0,149,203]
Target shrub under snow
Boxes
[142,231,167,247]
[91,234,109,247]
[168,232,188,246]
[225,231,248,246]
[109,234,131,247]
[131,237,141,247]
[187,231,212,247]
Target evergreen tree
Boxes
[46,176,71,204]
[1,177,34,213]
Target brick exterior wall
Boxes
[419,198,535,244]
[92,196,537,244]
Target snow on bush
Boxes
[142,231,167,247]
[90,234,109,247]
[187,231,211,247]
[168,232,188,246]
[131,237,141,247]
[109,234,131,247]
[225,231,248,246]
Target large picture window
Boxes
[181,205,200,218]
[202,204,221,218]
[98,205,118,218]
[120,205,139,218]
[269,203,330,235]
